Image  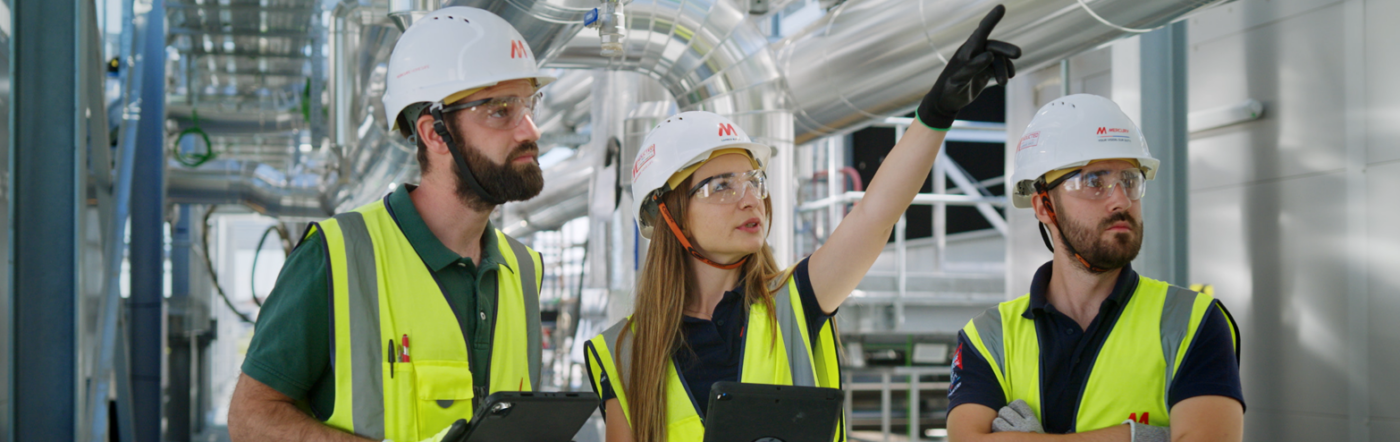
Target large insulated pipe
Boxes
[776,0,1230,143]
[329,0,371,157]
[166,160,331,218]
[547,0,797,263]
[533,69,595,147]
[450,0,594,65]
[389,0,443,30]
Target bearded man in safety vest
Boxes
[947,94,1244,442]
[229,7,549,442]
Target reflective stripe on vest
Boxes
[585,277,846,442]
[317,201,542,440]
[961,276,1235,432]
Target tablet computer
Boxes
[702,382,843,442]
[462,391,599,442]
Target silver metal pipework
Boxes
[775,0,1231,144]
[389,0,444,30]
[166,160,331,219]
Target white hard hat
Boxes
[630,111,775,239]
[1009,94,1160,209]
[382,6,556,135]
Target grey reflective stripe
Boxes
[336,212,385,439]
[1159,286,1198,394]
[773,288,817,387]
[971,307,1006,377]
[502,233,542,389]
[600,320,633,389]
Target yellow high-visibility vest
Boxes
[961,276,1238,432]
[313,200,543,441]
[585,277,846,442]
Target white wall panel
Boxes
[1188,3,1347,191]
[1367,161,1400,422]
[1243,410,1347,442]
[1365,0,1400,164]
[1192,172,1351,426]
[1188,0,1343,45]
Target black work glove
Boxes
[916,5,1022,130]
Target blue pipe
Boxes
[128,0,167,439]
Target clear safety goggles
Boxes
[1045,167,1147,202]
[688,170,768,205]
[438,92,542,130]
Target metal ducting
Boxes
[171,0,593,217]
[165,160,329,218]
[548,0,793,147]
[499,149,596,236]
[533,69,595,146]
[776,0,1230,143]
[449,0,596,65]
[548,0,798,261]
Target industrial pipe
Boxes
[776,0,1231,143]
[166,160,330,218]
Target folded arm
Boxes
[1168,396,1243,442]
[948,404,1130,442]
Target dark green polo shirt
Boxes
[241,184,507,420]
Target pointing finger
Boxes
[967,5,1007,51]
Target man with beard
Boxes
[229,8,550,442]
[946,95,1244,442]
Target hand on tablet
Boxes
[419,419,469,442]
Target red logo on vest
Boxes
[510,40,528,59]
[1128,412,1149,424]
[718,123,738,138]
[952,343,964,369]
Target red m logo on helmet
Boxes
[510,40,528,59]
[1097,127,1107,135]
[718,123,737,137]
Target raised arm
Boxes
[807,5,1021,313]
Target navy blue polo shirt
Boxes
[587,257,833,418]
[948,262,1244,433]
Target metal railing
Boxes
[797,119,1006,329]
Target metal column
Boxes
[167,205,192,441]
[1134,22,1189,286]
[12,0,81,439]
[128,0,168,440]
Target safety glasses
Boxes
[688,170,768,205]
[1047,167,1146,202]
[439,91,542,130]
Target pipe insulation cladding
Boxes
[775,0,1231,143]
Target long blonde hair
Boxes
[621,175,790,442]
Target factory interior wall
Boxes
[1007,0,1398,440]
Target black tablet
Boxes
[462,391,599,442]
[703,382,843,442]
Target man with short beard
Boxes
[230,7,550,442]
[946,95,1245,442]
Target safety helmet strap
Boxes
[428,103,506,206]
[1034,184,1110,274]
[655,197,748,270]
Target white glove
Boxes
[991,399,1044,433]
[1122,419,1170,442]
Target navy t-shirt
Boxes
[588,257,834,418]
[948,262,1244,433]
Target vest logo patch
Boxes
[1128,412,1149,424]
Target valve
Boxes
[584,0,626,59]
